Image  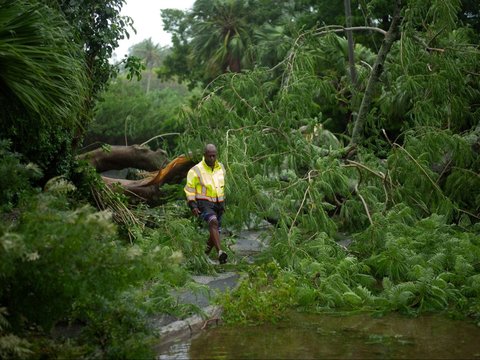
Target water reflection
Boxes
[157,312,480,359]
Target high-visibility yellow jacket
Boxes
[184,158,225,204]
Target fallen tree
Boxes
[78,145,169,172]
[79,145,195,204]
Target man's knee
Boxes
[209,216,219,228]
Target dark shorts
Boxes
[197,200,224,226]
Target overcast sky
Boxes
[113,0,195,60]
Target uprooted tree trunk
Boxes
[79,145,195,204]
[78,145,169,172]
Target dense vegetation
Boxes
[1,0,479,358]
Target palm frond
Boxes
[0,1,88,128]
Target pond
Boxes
[157,311,480,359]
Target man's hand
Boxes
[188,201,200,217]
[192,208,201,217]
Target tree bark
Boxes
[78,145,168,172]
[344,0,358,86]
[101,155,195,204]
[350,0,403,146]
[79,145,195,205]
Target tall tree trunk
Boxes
[146,65,152,94]
[350,0,403,146]
[227,53,241,73]
[344,0,358,86]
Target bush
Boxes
[0,140,40,212]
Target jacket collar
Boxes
[201,157,220,171]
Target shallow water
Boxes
[157,312,480,359]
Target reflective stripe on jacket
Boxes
[184,158,225,203]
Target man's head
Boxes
[204,144,217,167]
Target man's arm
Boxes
[188,201,201,216]
[184,169,200,216]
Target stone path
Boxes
[152,228,270,349]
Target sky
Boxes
[113,0,195,60]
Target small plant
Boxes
[220,263,297,324]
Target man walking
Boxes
[184,144,227,264]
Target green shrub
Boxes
[0,140,40,212]
[1,177,159,326]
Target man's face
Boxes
[204,148,217,167]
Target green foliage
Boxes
[1,185,128,329]
[0,179,211,357]
[160,0,386,87]
[177,52,364,231]
[190,0,254,78]
[160,0,286,85]
[354,213,479,314]
[143,207,219,275]
[0,140,41,212]
[0,0,142,176]
[123,54,145,81]
[222,210,480,323]
[78,294,156,359]
[52,0,135,103]
[376,7,480,138]
[190,46,479,322]
[172,0,480,327]
[388,129,479,219]
[220,263,297,324]
[0,308,32,360]
[0,0,88,174]
[0,0,88,126]
[87,79,193,148]
[129,38,165,70]
[405,0,462,33]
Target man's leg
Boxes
[209,216,227,264]
[205,235,215,254]
[200,202,227,263]
[208,216,221,253]
[199,201,215,254]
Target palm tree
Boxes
[0,1,88,170]
[0,1,87,124]
[129,38,163,93]
[190,0,252,79]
